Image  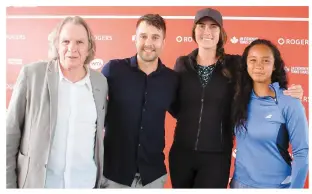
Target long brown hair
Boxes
[192,21,230,78]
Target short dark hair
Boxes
[136,14,166,38]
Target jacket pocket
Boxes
[17,151,30,188]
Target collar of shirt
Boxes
[58,63,92,91]
[129,54,166,72]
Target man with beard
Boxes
[101,14,178,188]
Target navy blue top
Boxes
[101,55,178,186]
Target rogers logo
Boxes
[176,36,193,43]
[7,58,23,65]
[132,35,136,41]
[94,35,113,41]
[278,38,285,45]
[7,34,26,40]
[89,58,104,70]
[278,38,309,45]
[302,96,309,103]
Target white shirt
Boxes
[45,66,97,188]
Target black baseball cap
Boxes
[194,8,223,27]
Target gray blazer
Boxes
[6,59,108,188]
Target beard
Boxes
[137,48,158,63]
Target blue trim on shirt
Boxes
[234,82,309,188]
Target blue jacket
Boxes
[233,82,309,188]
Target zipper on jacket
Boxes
[194,86,205,150]
[272,95,278,105]
[220,121,223,146]
[269,85,278,104]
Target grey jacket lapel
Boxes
[89,70,103,117]
[46,60,59,143]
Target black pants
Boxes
[169,145,232,188]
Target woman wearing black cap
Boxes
[168,8,303,188]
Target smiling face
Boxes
[135,21,165,63]
[194,17,221,50]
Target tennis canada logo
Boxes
[285,66,308,75]
[230,36,258,44]
[230,36,238,44]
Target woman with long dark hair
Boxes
[231,39,308,188]
[168,8,304,188]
